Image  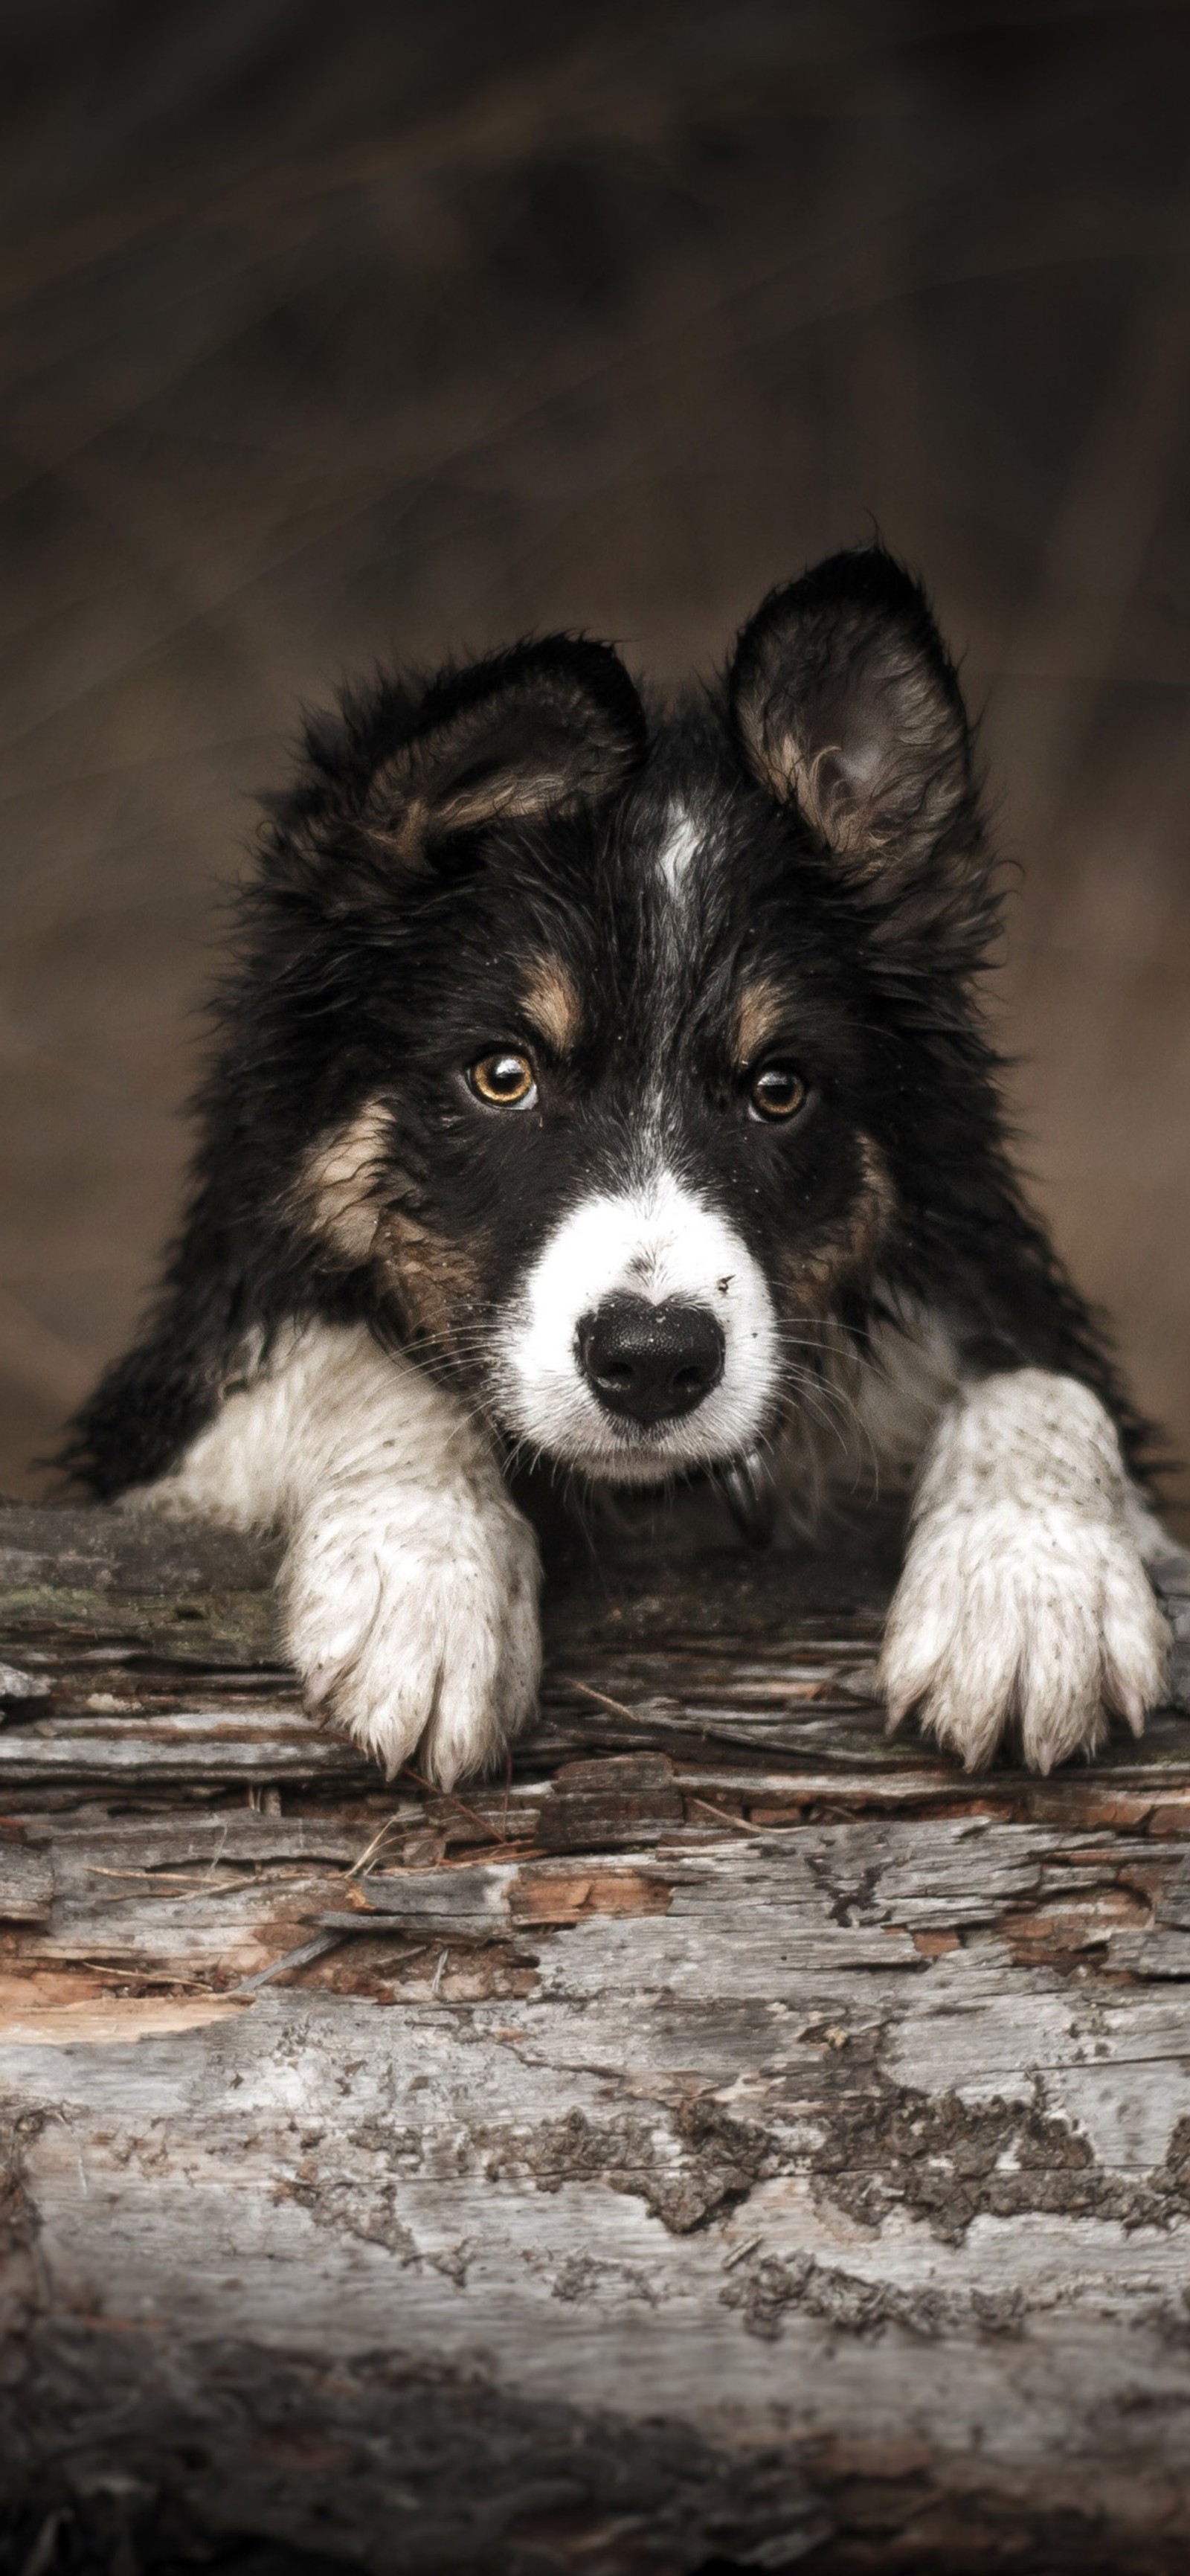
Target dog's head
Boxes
[262,547,992,1486]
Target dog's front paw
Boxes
[879,1503,1170,1773]
[281,1479,541,1786]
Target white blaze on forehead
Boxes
[493,1169,779,1482]
[656,803,703,894]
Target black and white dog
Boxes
[67,547,1172,1783]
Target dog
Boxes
[65,545,1173,1785]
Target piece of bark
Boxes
[0,1837,53,1922]
[0,1660,50,1701]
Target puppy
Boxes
[65,546,1172,1782]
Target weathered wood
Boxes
[3,1501,1190,2572]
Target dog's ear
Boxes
[361,637,646,866]
[729,548,988,949]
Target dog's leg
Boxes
[132,1321,541,1785]
[878,1367,1170,1773]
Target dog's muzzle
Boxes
[576,1294,725,1427]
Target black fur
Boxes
[64,546,1154,1502]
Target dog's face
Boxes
[358,777,890,1487]
[278,550,985,1485]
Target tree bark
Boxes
[2,1500,1190,2572]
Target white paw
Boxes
[281,1478,541,1786]
[879,1501,1170,1773]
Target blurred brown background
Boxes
[1,0,1188,1519]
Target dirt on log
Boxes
[1,1497,1190,2574]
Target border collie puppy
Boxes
[66,547,1171,1784]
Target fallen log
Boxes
[2,1498,1190,2573]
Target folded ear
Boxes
[363,635,646,866]
[729,548,986,943]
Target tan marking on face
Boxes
[777,1134,897,1316]
[292,1099,490,1373]
[376,1207,492,1369]
[292,1099,393,1264]
[733,976,789,1069]
[519,956,582,1057]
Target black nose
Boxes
[576,1295,725,1427]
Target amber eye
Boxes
[467,1048,537,1108]
[749,1063,808,1122]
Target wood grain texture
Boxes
[2,1500,1190,2569]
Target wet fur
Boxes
[64,547,1171,1780]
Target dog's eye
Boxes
[468,1048,538,1108]
[749,1063,808,1122]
